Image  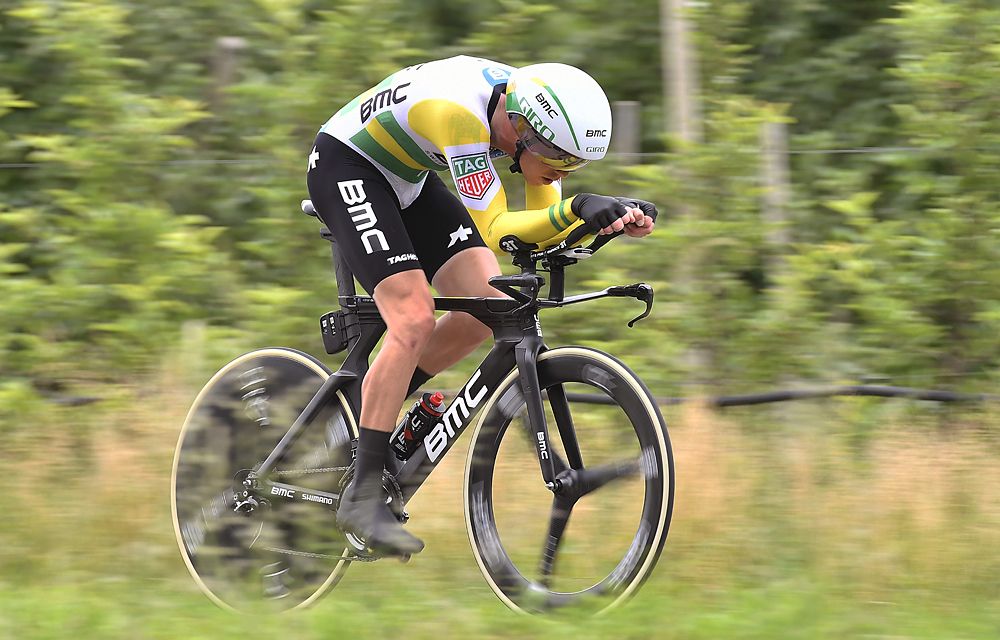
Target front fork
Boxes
[515,335,558,488]
[514,332,590,586]
[515,331,582,492]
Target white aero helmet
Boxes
[505,62,612,171]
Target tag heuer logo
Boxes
[452,152,495,200]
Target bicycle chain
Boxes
[258,544,379,562]
[272,465,351,477]
[260,465,388,563]
[260,465,405,563]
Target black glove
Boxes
[613,197,659,223]
[570,193,630,233]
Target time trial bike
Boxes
[170,200,675,614]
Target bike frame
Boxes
[256,291,552,503]
[249,222,652,511]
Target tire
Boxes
[171,348,358,611]
[464,347,674,614]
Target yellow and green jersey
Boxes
[320,55,584,253]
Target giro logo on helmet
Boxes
[482,66,511,86]
[516,96,556,141]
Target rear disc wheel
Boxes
[171,348,357,611]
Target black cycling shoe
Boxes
[337,482,424,557]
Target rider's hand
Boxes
[570,193,635,236]
[614,197,658,238]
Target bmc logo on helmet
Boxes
[586,129,608,137]
[534,93,559,118]
[517,96,555,141]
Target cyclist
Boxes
[306,55,657,557]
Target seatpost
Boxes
[308,199,357,299]
[329,236,357,298]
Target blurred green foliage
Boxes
[2,0,1000,401]
[1,3,1000,635]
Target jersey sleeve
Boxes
[408,98,586,253]
[525,181,562,210]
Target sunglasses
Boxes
[508,113,590,171]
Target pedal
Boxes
[394,506,410,524]
[260,562,291,600]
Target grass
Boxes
[0,360,998,639]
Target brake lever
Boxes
[607,283,654,327]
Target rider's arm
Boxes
[408,98,586,252]
[473,197,587,250]
[525,181,562,210]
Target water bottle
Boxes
[391,391,446,461]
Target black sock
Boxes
[352,427,391,498]
[406,366,434,397]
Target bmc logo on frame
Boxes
[424,369,489,462]
[451,152,495,200]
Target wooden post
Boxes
[211,36,248,107]
[612,101,641,164]
[180,319,207,386]
[760,121,791,265]
[661,0,708,381]
[760,121,796,426]
[661,0,703,143]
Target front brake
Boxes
[607,283,654,327]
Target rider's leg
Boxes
[360,269,436,429]
[414,247,503,375]
[337,269,434,556]
[396,173,499,387]
[305,133,439,556]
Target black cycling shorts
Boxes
[306,132,487,294]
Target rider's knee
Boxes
[406,306,437,342]
[374,273,435,345]
[384,297,436,351]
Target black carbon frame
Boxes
[250,223,649,509]
[252,291,562,507]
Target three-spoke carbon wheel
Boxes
[171,348,357,611]
[465,347,674,614]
